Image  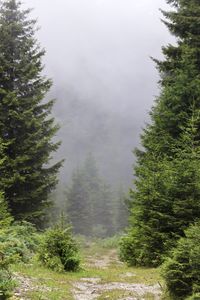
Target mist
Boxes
[23,0,173,188]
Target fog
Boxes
[23,0,173,189]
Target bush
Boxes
[162,223,200,300]
[0,196,15,299]
[0,221,39,263]
[119,224,175,267]
[38,221,80,272]
[119,230,141,266]
[186,293,200,300]
[0,244,16,300]
[101,235,120,249]
[0,219,39,299]
[119,228,161,267]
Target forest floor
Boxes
[11,240,165,300]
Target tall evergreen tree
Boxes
[0,0,62,225]
[66,169,92,236]
[120,0,200,266]
[97,183,115,237]
[66,154,115,237]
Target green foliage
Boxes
[0,218,39,298]
[0,0,62,226]
[0,221,39,263]
[100,235,120,249]
[115,188,129,233]
[120,155,178,266]
[162,223,200,300]
[66,168,92,236]
[121,0,200,267]
[0,194,13,229]
[0,191,15,299]
[38,219,80,272]
[186,294,200,300]
[66,153,115,237]
[0,269,15,300]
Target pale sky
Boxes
[23,0,173,118]
[21,0,175,186]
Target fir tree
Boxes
[162,222,200,299]
[66,154,115,237]
[66,169,92,236]
[120,0,200,266]
[0,0,62,225]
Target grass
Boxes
[11,240,163,300]
[98,290,158,300]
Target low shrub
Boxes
[119,226,174,267]
[119,228,155,266]
[0,196,15,299]
[38,221,80,272]
[0,243,16,300]
[100,235,120,249]
[162,223,200,300]
[0,202,39,299]
[186,293,200,300]
[0,221,39,263]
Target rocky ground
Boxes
[72,251,162,300]
[12,248,163,300]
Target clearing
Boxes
[11,240,164,300]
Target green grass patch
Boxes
[97,289,137,299]
[11,240,162,300]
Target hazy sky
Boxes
[23,0,173,120]
[21,0,175,187]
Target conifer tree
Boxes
[66,169,92,236]
[162,222,200,300]
[120,0,200,266]
[66,154,115,237]
[0,0,62,225]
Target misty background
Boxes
[22,0,173,193]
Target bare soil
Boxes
[72,250,162,300]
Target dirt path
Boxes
[12,248,162,300]
[85,249,122,269]
[73,278,161,300]
[72,250,162,300]
[12,273,55,300]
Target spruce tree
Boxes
[120,0,200,266]
[0,0,62,225]
[82,154,115,237]
[66,169,92,236]
[162,222,200,300]
[66,154,115,237]
[99,183,115,237]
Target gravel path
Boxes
[73,278,162,300]
[73,250,162,300]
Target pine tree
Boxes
[0,0,62,225]
[66,169,92,236]
[93,182,115,237]
[83,154,115,237]
[120,0,200,266]
[66,154,115,237]
[162,222,200,299]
